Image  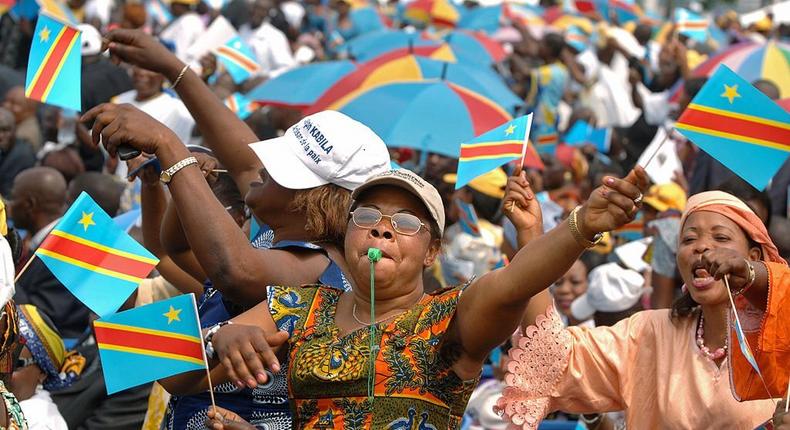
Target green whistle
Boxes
[367,248,382,263]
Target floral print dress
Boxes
[267,285,479,429]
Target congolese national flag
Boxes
[224,92,258,120]
[215,36,260,84]
[674,7,707,42]
[675,65,790,190]
[455,114,533,189]
[94,294,206,394]
[454,198,481,237]
[24,13,81,111]
[563,120,611,153]
[146,0,172,27]
[35,192,158,317]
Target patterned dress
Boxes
[267,285,479,429]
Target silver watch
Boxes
[160,156,198,184]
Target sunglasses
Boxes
[350,207,426,236]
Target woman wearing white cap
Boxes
[172,166,645,429]
[85,32,390,430]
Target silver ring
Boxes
[633,192,643,205]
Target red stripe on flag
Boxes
[28,26,79,101]
[216,46,259,73]
[538,134,558,144]
[677,22,708,29]
[460,142,523,158]
[39,234,155,279]
[95,325,204,360]
[678,108,790,149]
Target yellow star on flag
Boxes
[504,124,517,136]
[78,212,96,231]
[721,84,741,104]
[39,26,51,43]
[163,306,182,324]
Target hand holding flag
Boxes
[675,65,790,190]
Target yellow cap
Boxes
[755,17,772,32]
[642,183,687,212]
[443,168,507,199]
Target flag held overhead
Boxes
[455,114,533,189]
[94,294,205,394]
[24,12,81,111]
[675,65,790,190]
[35,192,159,317]
[214,36,260,84]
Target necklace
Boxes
[696,314,727,361]
[351,294,425,326]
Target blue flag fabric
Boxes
[24,13,81,111]
[675,65,790,190]
[94,294,205,394]
[35,192,158,317]
[674,8,708,42]
[454,199,481,237]
[224,92,257,120]
[215,36,260,84]
[455,114,532,189]
[563,120,611,153]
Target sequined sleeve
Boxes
[497,305,652,429]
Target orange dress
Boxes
[496,306,775,429]
[731,262,790,401]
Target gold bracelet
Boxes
[732,259,757,296]
[568,206,602,248]
[170,64,189,90]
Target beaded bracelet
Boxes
[204,320,233,360]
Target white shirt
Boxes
[20,387,68,430]
[238,21,295,78]
[159,12,206,61]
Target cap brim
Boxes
[642,196,668,213]
[352,175,443,236]
[570,294,595,321]
[249,137,329,190]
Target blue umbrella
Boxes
[333,81,512,158]
[246,60,357,109]
[340,30,437,62]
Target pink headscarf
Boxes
[680,191,786,265]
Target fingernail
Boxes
[606,177,615,185]
[272,362,280,373]
[248,378,257,387]
[235,380,244,388]
[257,373,267,383]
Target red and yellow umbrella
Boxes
[404,0,460,29]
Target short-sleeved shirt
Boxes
[268,284,479,429]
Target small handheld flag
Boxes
[24,13,81,111]
[674,7,708,43]
[146,0,172,27]
[563,120,611,153]
[214,36,260,84]
[224,92,258,120]
[454,199,481,237]
[675,65,790,190]
[455,114,533,189]
[35,192,158,317]
[94,294,206,394]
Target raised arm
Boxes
[453,168,649,363]
[129,157,204,295]
[103,29,261,194]
[82,104,330,306]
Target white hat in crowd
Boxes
[571,262,645,321]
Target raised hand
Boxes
[212,323,289,389]
[102,29,184,80]
[81,103,181,159]
[503,165,542,238]
[701,248,756,291]
[578,166,649,238]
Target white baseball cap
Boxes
[249,111,390,191]
[570,262,645,321]
[613,237,652,273]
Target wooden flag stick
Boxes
[211,169,228,174]
[785,374,789,413]
[14,255,36,283]
[205,363,218,414]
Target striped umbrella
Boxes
[247,60,357,109]
[307,53,522,115]
[675,41,790,100]
[328,81,512,158]
[403,0,460,28]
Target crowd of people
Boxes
[0,0,790,428]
